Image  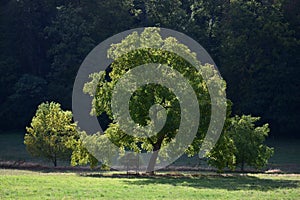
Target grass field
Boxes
[0,132,300,199]
[0,169,300,199]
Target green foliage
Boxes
[206,130,236,172]
[24,102,78,166]
[135,0,188,29]
[45,4,95,107]
[188,0,227,57]
[69,131,115,169]
[229,115,274,171]
[81,27,226,172]
[207,115,274,172]
[3,74,47,128]
[218,0,299,135]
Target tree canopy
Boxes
[80,27,226,173]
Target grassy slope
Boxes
[0,170,299,200]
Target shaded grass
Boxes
[265,139,300,172]
[0,169,299,199]
[266,139,300,164]
[0,132,300,172]
[0,132,68,166]
[0,131,30,161]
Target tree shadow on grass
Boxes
[82,173,300,191]
[126,175,299,191]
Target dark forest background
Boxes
[0,0,299,138]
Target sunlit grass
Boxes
[0,169,299,199]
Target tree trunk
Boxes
[241,160,245,172]
[146,150,159,175]
[53,155,57,167]
[146,136,164,175]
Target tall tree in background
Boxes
[187,0,229,62]
[45,4,95,108]
[3,74,47,128]
[218,0,299,137]
[139,0,188,30]
[4,0,57,76]
[0,0,56,130]
[89,0,135,40]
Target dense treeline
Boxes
[0,0,299,138]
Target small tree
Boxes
[230,115,274,171]
[24,102,78,166]
[207,115,274,172]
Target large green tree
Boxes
[81,27,227,173]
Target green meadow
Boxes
[1,132,300,199]
[1,170,300,200]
